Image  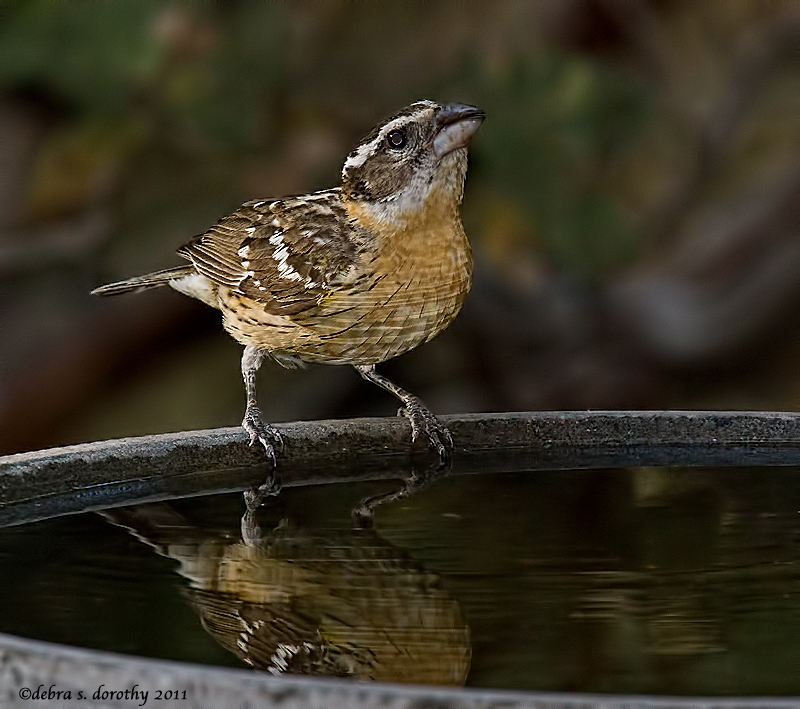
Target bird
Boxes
[101,503,471,684]
[92,100,484,503]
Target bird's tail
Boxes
[91,266,194,296]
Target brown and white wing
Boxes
[177,190,358,316]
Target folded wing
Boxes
[177,189,359,316]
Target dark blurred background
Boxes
[0,0,798,456]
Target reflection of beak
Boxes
[433,103,485,158]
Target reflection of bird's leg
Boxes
[241,345,283,509]
[352,461,448,528]
[355,364,453,465]
[241,508,289,547]
[240,507,263,547]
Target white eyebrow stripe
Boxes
[342,114,419,171]
[344,138,379,171]
[381,115,417,134]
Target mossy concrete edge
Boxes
[3,411,800,527]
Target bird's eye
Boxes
[386,129,407,149]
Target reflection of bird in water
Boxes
[102,503,470,684]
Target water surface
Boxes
[2,466,800,695]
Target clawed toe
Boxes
[242,406,283,464]
[242,405,283,509]
[356,365,453,467]
[400,400,453,467]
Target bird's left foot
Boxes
[399,397,453,466]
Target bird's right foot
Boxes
[242,405,283,510]
[242,404,284,465]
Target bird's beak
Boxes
[433,103,485,158]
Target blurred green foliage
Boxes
[0,1,653,278]
[462,53,650,275]
[0,2,164,115]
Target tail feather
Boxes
[91,266,194,296]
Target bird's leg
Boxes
[355,364,453,466]
[241,345,283,508]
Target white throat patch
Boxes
[354,149,467,226]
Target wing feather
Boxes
[177,189,359,315]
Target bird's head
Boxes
[341,100,484,225]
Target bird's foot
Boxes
[242,404,284,465]
[242,405,283,510]
[398,397,453,467]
